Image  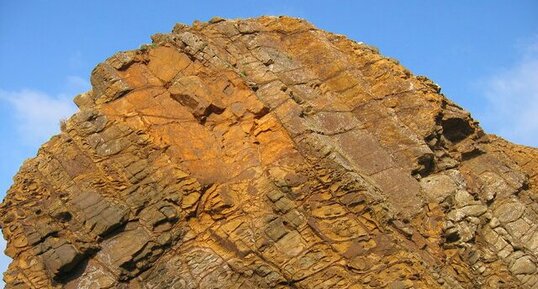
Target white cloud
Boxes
[478,38,538,147]
[0,238,9,281]
[0,75,89,145]
[0,88,78,145]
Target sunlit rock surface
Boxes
[1,16,537,288]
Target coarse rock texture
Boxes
[1,16,538,289]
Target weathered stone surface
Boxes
[511,256,537,275]
[1,16,537,289]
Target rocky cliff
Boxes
[1,16,537,289]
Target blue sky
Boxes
[0,0,537,280]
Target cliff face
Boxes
[1,16,537,289]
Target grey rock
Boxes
[420,174,457,202]
[511,256,537,275]
[495,200,525,224]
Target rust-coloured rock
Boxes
[1,16,538,288]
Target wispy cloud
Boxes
[66,75,90,91]
[478,37,538,147]
[0,76,87,145]
[0,238,9,277]
[0,89,77,144]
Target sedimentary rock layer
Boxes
[1,16,537,288]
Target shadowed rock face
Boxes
[1,16,537,289]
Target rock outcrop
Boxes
[1,16,537,288]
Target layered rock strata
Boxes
[1,16,537,288]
